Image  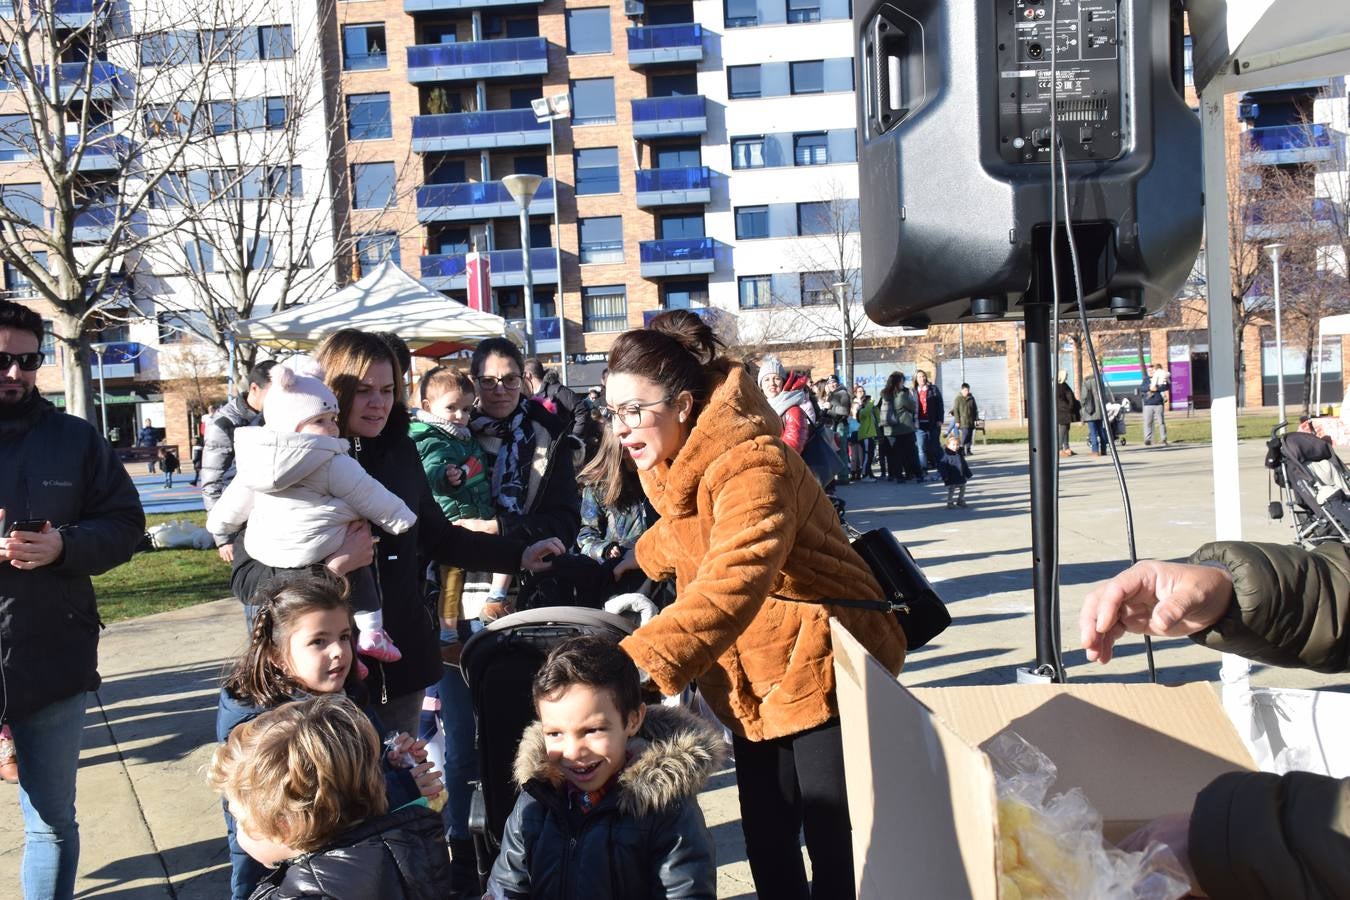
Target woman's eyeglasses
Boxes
[598,397,674,429]
[0,351,43,372]
[476,374,523,392]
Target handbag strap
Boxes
[770,593,910,615]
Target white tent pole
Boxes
[1201,86,1253,691]
[1202,91,1243,543]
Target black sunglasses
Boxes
[0,351,43,372]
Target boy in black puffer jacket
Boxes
[489,636,722,900]
[209,695,452,900]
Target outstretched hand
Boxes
[1079,560,1235,664]
[522,538,566,573]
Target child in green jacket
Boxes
[410,367,510,636]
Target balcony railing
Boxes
[638,237,716,277]
[1244,123,1337,152]
[411,109,550,152]
[420,247,559,289]
[404,0,542,12]
[635,166,711,206]
[507,316,562,351]
[631,95,706,139]
[44,61,124,99]
[1245,198,1338,225]
[416,178,555,222]
[71,205,116,242]
[66,133,129,170]
[407,37,549,82]
[626,24,704,65]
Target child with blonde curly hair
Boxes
[209,694,451,900]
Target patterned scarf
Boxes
[470,397,537,516]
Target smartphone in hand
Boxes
[7,518,46,536]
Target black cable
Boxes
[1056,143,1156,682]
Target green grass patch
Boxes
[93,510,233,624]
[980,413,1288,446]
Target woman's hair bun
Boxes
[647,309,724,365]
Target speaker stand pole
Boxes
[1020,298,1064,683]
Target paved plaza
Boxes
[1,438,1342,898]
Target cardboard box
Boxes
[830,620,1256,900]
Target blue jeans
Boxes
[436,662,477,841]
[11,690,88,900]
[1088,420,1107,453]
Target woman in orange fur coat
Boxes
[605,310,907,900]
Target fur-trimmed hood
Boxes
[512,704,726,819]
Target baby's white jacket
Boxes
[206,427,416,568]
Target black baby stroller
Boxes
[1265,427,1350,548]
[459,606,635,887]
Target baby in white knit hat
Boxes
[207,356,415,663]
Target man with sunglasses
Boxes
[0,299,144,899]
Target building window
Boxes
[731,137,764,169]
[200,28,258,62]
[578,216,624,264]
[791,60,824,94]
[582,284,627,332]
[571,78,616,125]
[509,87,542,110]
[0,114,33,162]
[248,236,274,269]
[1183,35,1193,88]
[788,0,821,23]
[265,165,303,198]
[724,0,757,27]
[727,65,761,100]
[259,25,294,60]
[575,147,620,195]
[566,8,612,55]
[140,31,199,66]
[39,319,54,355]
[150,172,187,208]
[185,240,214,273]
[659,213,704,240]
[208,100,234,135]
[655,144,700,168]
[157,310,209,344]
[0,182,42,225]
[794,132,829,166]
[343,24,387,70]
[650,72,697,97]
[351,162,396,209]
[662,279,707,309]
[346,93,392,141]
[735,205,768,240]
[265,96,289,130]
[206,167,241,200]
[4,253,44,298]
[514,155,548,176]
[797,200,831,236]
[356,232,399,276]
[738,275,772,309]
[800,271,836,305]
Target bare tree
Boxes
[137,6,428,384]
[733,181,875,383]
[0,0,287,420]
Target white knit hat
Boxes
[263,355,339,433]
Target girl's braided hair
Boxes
[223,570,361,708]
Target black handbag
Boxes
[776,528,951,649]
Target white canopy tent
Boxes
[1312,313,1350,410]
[1189,0,1350,544]
[230,260,522,353]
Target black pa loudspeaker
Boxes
[855,0,1202,328]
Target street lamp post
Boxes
[90,342,110,438]
[502,173,544,357]
[532,93,571,383]
[1265,243,1287,422]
